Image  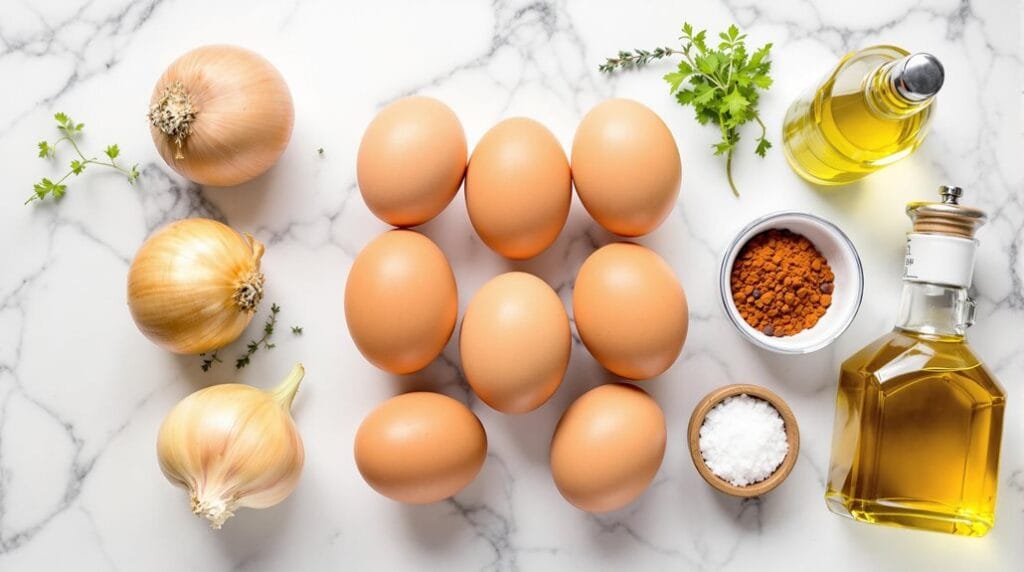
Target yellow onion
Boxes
[148,45,294,186]
[127,218,265,354]
[157,364,305,529]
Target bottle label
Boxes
[903,233,977,288]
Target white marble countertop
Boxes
[1,0,1021,570]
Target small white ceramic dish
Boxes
[719,211,864,354]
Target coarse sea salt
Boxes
[699,394,788,487]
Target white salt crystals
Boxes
[699,394,789,487]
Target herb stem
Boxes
[25,157,136,204]
[65,134,87,161]
[66,136,132,176]
[754,113,768,139]
[726,148,738,197]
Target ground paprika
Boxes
[730,229,834,337]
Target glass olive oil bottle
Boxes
[783,46,944,185]
[826,186,1005,537]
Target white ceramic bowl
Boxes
[719,211,864,354]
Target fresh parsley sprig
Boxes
[601,23,773,196]
[27,112,139,204]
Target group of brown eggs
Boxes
[347,95,690,513]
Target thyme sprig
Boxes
[601,23,773,196]
[200,352,222,372]
[235,303,281,369]
[599,47,682,72]
[28,112,139,204]
[199,303,302,372]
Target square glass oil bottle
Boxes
[825,186,1005,536]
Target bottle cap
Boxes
[906,185,987,238]
[891,53,945,101]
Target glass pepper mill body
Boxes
[783,46,944,185]
[826,186,1005,537]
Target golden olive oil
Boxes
[826,330,1005,536]
[825,186,1005,537]
[783,46,942,185]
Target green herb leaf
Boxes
[721,89,749,116]
[663,61,694,92]
[38,141,52,158]
[714,140,734,156]
[33,180,50,199]
[695,52,718,75]
[70,159,86,175]
[105,144,120,159]
[752,74,773,89]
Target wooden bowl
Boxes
[687,384,800,498]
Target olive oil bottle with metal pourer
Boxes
[826,186,1005,537]
[783,46,944,185]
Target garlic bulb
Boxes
[127,218,265,354]
[157,363,305,529]
[148,45,294,186]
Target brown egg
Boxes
[550,383,666,512]
[345,230,457,374]
[357,96,467,227]
[571,99,682,236]
[573,243,688,379]
[354,392,487,504]
[466,118,571,259]
[460,272,570,413]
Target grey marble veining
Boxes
[0,0,1020,570]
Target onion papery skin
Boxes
[149,45,294,187]
[127,218,265,355]
[156,364,305,529]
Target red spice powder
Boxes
[730,229,834,337]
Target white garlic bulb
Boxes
[127,218,265,355]
[157,364,305,529]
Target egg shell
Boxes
[460,272,570,414]
[573,242,688,380]
[571,98,682,236]
[354,392,487,504]
[465,118,571,259]
[550,383,666,512]
[357,96,467,227]
[345,230,458,374]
